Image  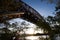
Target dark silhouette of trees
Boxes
[0,0,22,11]
[0,20,30,40]
[41,0,60,40]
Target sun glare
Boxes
[34,29,44,34]
[24,28,44,34]
[25,28,34,34]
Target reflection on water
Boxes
[25,35,49,40]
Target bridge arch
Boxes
[0,0,51,31]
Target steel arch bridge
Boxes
[0,0,51,31]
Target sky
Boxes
[7,18,44,34]
[22,0,56,17]
[0,18,44,34]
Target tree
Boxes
[0,20,30,40]
[41,0,60,40]
[0,0,22,11]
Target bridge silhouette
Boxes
[0,0,51,32]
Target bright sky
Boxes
[8,18,44,34]
[22,0,56,17]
